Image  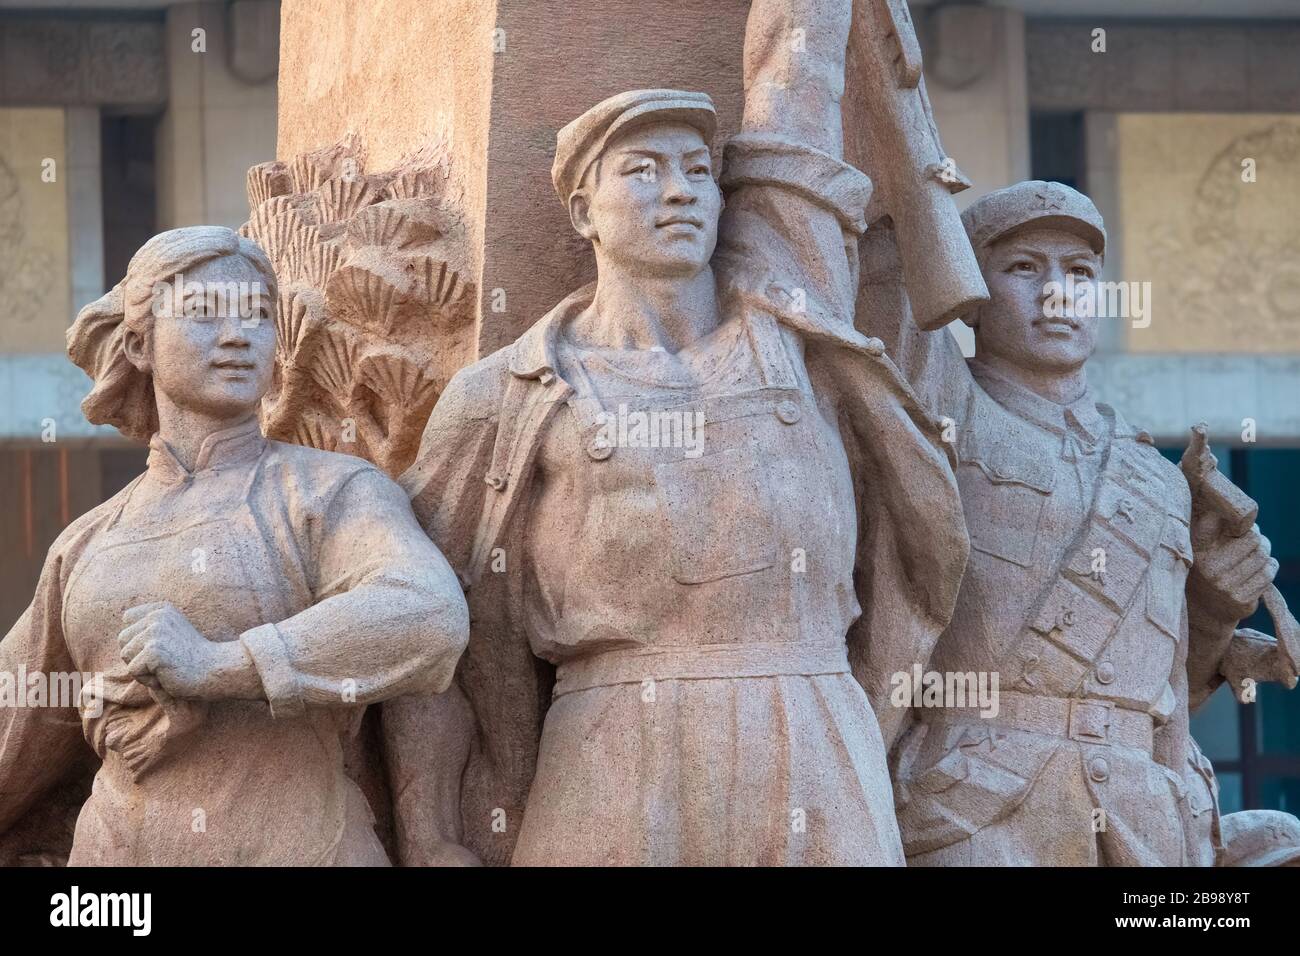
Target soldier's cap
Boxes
[552,89,718,203]
[961,180,1106,261]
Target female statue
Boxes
[0,226,468,865]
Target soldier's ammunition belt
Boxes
[935,690,1155,752]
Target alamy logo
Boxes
[0,667,104,717]
[1042,274,1152,329]
[151,273,269,325]
[593,403,706,458]
[889,664,1000,718]
[50,887,151,937]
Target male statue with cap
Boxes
[873,180,1295,866]
[384,0,969,865]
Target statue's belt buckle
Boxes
[1067,698,1113,745]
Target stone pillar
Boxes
[66,107,104,326]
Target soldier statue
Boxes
[876,180,1298,866]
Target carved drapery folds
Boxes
[241,138,475,476]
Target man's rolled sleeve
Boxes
[721,133,873,235]
[717,134,873,334]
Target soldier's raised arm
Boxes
[858,248,974,422]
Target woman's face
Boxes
[139,254,276,421]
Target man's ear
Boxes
[123,327,152,374]
[569,191,598,242]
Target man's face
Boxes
[573,122,722,277]
[136,255,276,420]
[971,227,1102,376]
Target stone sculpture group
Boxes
[2,0,1299,867]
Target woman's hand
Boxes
[118,602,261,701]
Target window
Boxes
[1177,447,1300,813]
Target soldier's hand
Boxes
[1221,628,1299,696]
[1191,520,1279,623]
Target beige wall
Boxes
[0,108,71,354]
[1111,113,1300,354]
[157,0,279,230]
[923,5,1031,206]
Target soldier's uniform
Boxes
[881,182,1202,865]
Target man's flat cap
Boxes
[961,180,1106,258]
[552,89,717,202]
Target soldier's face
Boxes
[573,122,722,277]
[972,228,1102,375]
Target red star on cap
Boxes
[1035,187,1065,211]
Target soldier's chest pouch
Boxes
[1146,516,1194,639]
[957,448,1056,568]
